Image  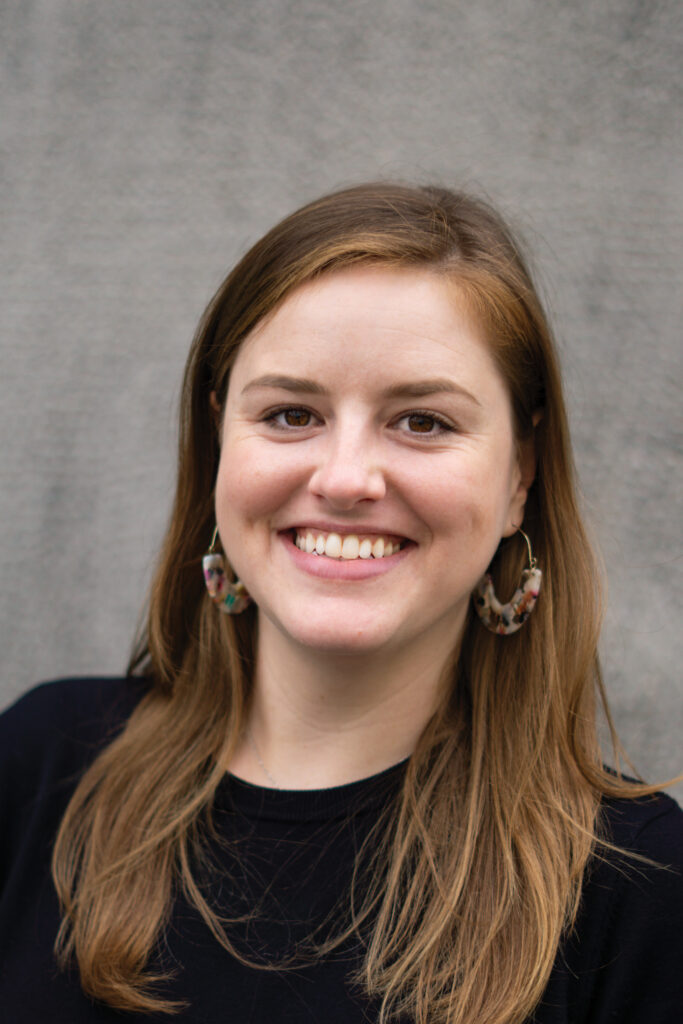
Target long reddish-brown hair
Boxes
[52,183,657,1023]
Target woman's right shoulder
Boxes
[0,676,149,801]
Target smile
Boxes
[293,529,405,561]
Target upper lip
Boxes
[279,521,413,540]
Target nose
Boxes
[307,427,386,510]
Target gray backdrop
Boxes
[2,0,681,797]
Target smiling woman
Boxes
[1,184,681,1024]
[214,268,532,766]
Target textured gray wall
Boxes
[2,0,681,796]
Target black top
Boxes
[1,677,682,1023]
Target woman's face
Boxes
[215,266,530,659]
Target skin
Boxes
[214,267,534,789]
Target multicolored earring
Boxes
[472,528,542,635]
[202,526,251,614]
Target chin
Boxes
[297,632,393,657]
[264,606,401,657]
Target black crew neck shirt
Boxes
[1,677,682,1022]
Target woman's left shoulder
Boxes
[539,792,683,1023]
[599,788,683,865]
[565,790,683,1022]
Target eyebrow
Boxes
[241,374,481,406]
[382,379,481,406]
[242,374,327,396]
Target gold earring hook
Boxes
[516,526,536,570]
[208,525,219,553]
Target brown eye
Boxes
[407,413,436,433]
[283,409,311,427]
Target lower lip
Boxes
[281,532,413,580]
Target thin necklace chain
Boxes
[247,728,279,788]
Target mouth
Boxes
[290,528,408,561]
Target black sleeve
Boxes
[0,677,146,894]
[0,677,149,1024]
[580,799,683,1023]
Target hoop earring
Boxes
[202,526,251,614]
[472,528,541,635]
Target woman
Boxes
[1,183,681,1023]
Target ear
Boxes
[210,391,223,441]
[502,410,542,537]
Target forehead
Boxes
[228,266,506,396]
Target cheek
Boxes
[215,442,301,526]
[428,464,508,524]
[417,454,517,554]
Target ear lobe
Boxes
[503,480,529,538]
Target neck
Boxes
[228,614,461,790]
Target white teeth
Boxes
[324,533,342,558]
[341,535,360,559]
[359,539,373,559]
[295,530,404,561]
